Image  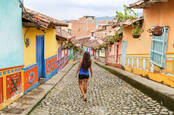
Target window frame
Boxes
[150,26,169,68]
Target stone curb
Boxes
[1,61,78,115]
[94,61,174,112]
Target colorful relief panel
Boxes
[129,57,132,67]
[126,58,129,66]
[166,60,174,74]
[24,64,38,92]
[6,72,22,99]
[145,59,151,70]
[46,55,58,76]
[0,77,3,104]
[133,58,137,68]
[139,58,143,69]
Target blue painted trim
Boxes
[0,72,2,77]
[137,58,139,68]
[24,82,39,95]
[51,62,54,69]
[166,73,174,77]
[24,64,37,72]
[29,72,35,84]
[3,72,6,75]
[44,69,58,81]
[47,64,50,72]
[151,64,154,72]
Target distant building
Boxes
[70,16,96,38]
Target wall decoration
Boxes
[6,72,22,99]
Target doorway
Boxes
[36,35,45,79]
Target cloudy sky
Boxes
[24,0,139,20]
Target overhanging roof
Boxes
[129,0,168,9]
[22,8,68,28]
[112,18,144,28]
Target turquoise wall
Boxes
[0,0,24,68]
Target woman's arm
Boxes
[89,63,93,78]
[75,59,82,78]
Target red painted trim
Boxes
[0,65,24,71]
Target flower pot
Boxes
[152,26,163,36]
[132,34,141,38]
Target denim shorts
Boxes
[78,74,89,80]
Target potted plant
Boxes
[113,31,122,42]
[152,26,163,36]
[131,21,144,38]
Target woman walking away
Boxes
[75,51,93,101]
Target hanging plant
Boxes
[101,42,108,48]
[131,21,144,38]
[152,26,163,36]
[106,36,115,45]
[113,31,122,42]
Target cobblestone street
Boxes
[30,63,173,115]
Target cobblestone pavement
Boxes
[30,63,173,115]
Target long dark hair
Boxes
[82,51,91,71]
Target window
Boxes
[101,48,105,53]
[150,26,169,68]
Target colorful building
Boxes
[22,8,68,94]
[121,0,174,88]
[106,27,123,68]
[0,0,24,110]
[70,16,96,38]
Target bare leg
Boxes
[83,79,88,94]
[78,80,86,99]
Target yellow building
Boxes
[121,0,174,88]
[22,8,68,94]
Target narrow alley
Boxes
[30,63,173,115]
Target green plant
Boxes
[131,21,144,35]
[115,5,137,23]
[113,31,122,41]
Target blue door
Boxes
[36,35,45,79]
[121,40,127,67]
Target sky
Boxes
[24,0,140,20]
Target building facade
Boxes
[0,0,24,110]
[122,0,174,88]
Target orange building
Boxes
[121,0,174,88]
[70,16,96,38]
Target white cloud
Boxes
[24,0,139,20]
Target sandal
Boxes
[83,97,87,101]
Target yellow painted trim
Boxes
[3,76,7,102]
[166,52,174,55]
[68,60,73,63]
[0,103,3,110]
[127,53,150,56]
[21,70,24,94]
[165,60,174,74]
[5,93,23,107]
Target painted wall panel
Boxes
[0,0,24,68]
[24,64,38,93]
[0,77,3,104]
[6,72,22,99]
[45,55,58,78]
[23,28,58,66]
[45,29,57,58]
